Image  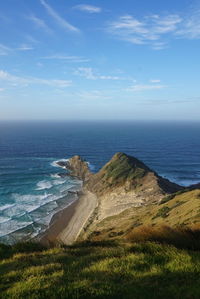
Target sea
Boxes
[0,121,200,244]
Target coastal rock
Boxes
[60,155,92,182]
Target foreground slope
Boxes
[1,240,200,299]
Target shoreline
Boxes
[40,189,97,245]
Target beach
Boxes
[40,189,98,245]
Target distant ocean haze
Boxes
[0,121,200,243]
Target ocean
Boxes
[0,121,200,244]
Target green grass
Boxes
[1,240,200,299]
[99,153,148,188]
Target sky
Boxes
[0,0,200,121]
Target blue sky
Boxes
[0,0,200,120]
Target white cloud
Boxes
[176,10,200,39]
[17,44,34,51]
[107,11,200,48]
[24,34,39,44]
[0,44,11,55]
[73,4,102,13]
[77,90,112,100]
[40,0,80,33]
[74,67,97,79]
[107,14,182,49]
[28,14,53,34]
[150,79,161,83]
[0,13,11,24]
[127,84,166,92]
[0,88,4,92]
[42,54,89,62]
[0,70,72,88]
[74,67,120,80]
[99,75,120,80]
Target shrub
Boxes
[159,189,189,205]
[160,194,175,205]
[153,207,171,219]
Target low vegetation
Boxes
[102,153,148,183]
[86,189,200,242]
[160,189,190,205]
[127,225,200,250]
[1,236,200,299]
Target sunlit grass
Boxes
[1,240,200,298]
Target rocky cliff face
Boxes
[67,155,92,182]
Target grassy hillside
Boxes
[86,152,181,196]
[87,189,200,241]
[1,240,200,299]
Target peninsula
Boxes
[41,152,200,245]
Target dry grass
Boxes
[86,188,200,242]
[126,225,200,250]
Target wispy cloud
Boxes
[73,4,102,13]
[17,44,34,51]
[0,43,34,54]
[28,14,53,34]
[126,83,166,92]
[0,13,11,24]
[40,0,80,33]
[176,10,200,39]
[74,67,97,79]
[0,70,72,88]
[76,90,112,100]
[74,67,120,80]
[107,14,182,49]
[42,54,89,63]
[0,44,11,55]
[150,79,161,83]
[24,34,39,44]
[107,11,200,49]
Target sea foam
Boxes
[36,180,53,190]
[51,159,69,169]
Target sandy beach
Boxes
[40,189,98,245]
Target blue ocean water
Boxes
[0,121,200,243]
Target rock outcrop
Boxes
[57,155,91,182]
